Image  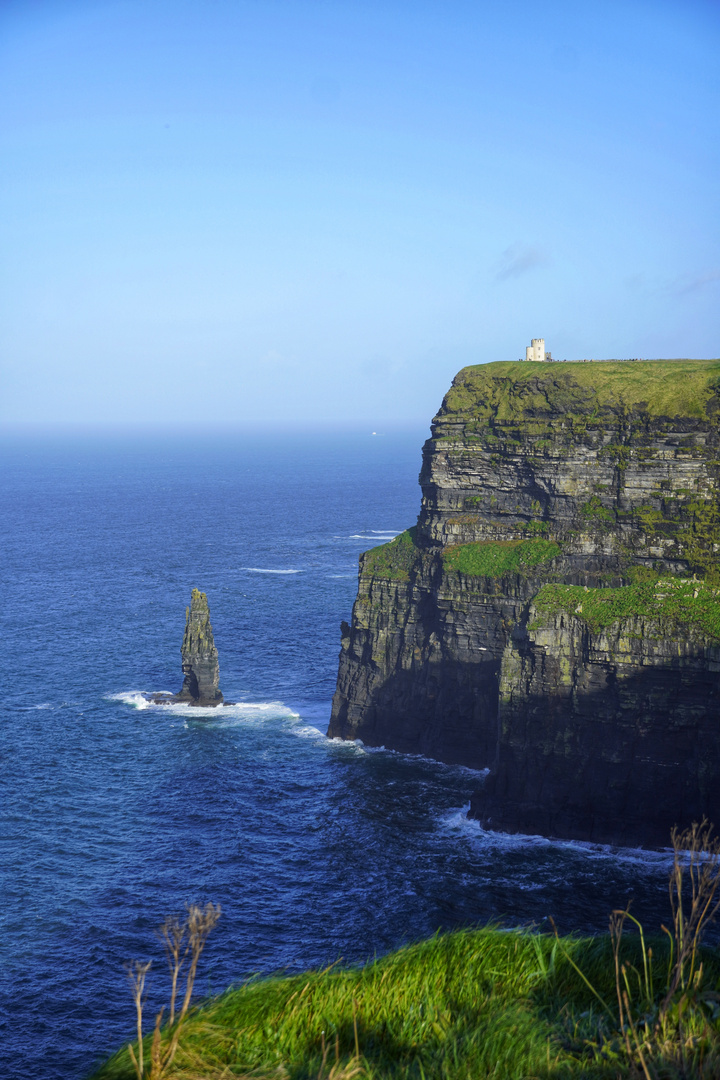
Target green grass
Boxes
[533,578,720,637]
[443,538,561,578]
[580,496,614,523]
[363,528,418,581]
[441,359,720,423]
[93,925,703,1080]
[522,520,550,535]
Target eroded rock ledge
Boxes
[329,359,720,846]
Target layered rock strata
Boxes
[175,588,224,706]
[329,359,720,845]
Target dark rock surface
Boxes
[329,359,720,845]
[178,588,223,705]
[152,588,224,706]
[477,610,720,846]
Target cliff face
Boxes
[329,360,720,845]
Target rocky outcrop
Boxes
[329,359,720,845]
[175,588,224,706]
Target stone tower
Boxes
[525,338,546,362]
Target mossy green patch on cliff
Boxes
[363,528,418,580]
[523,519,550,536]
[679,499,720,583]
[533,579,720,638]
[599,443,632,470]
[443,538,561,577]
[580,495,614,522]
[620,500,720,582]
[441,359,720,423]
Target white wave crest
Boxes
[439,806,674,867]
[242,567,302,574]
[108,691,152,710]
[291,724,326,740]
[327,736,367,754]
[197,701,301,725]
[110,691,300,725]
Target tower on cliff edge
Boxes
[525,337,551,362]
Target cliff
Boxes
[329,359,720,846]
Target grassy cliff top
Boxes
[441,359,720,422]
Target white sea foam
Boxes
[327,736,367,754]
[108,691,151,710]
[439,805,674,867]
[242,568,302,574]
[110,691,301,726]
[291,724,326,740]
[347,534,399,540]
[198,702,301,726]
[348,741,487,777]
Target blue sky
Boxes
[1,0,718,426]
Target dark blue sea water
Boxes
[1,430,673,1080]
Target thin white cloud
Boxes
[494,244,549,281]
[673,269,720,296]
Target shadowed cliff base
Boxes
[331,628,720,847]
[329,655,499,768]
[470,659,720,849]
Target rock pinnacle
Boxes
[176,588,224,706]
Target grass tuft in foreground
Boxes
[124,903,221,1080]
[93,927,609,1080]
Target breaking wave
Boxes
[110,691,300,724]
[439,805,675,868]
[242,567,302,574]
[346,534,399,540]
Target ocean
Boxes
[1,429,672,1080]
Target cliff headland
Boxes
[329,359,720,846]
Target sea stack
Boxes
[176,588,224,706]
